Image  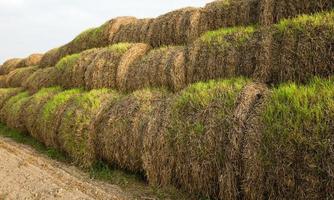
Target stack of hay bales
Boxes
[242,77,334,200]
[0,91,30,132]
[39,17,137,68]
[123,46,186,92]
[6,66,39,88]
[143,78,268,199]
[22,87,62,141]
[36,89,82,148]
[93,89,165,172]
[23,67,62,94]
[57,89,119,168]
[187,26,256,85]
[16,53,43,68]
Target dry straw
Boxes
[36,89,82,148]
[23,67,62,94]
[0,91,30,132]
[92,89,165,173]
[0,58,22,75]
[0,76,8,88]
[0,88,23,110]
[124,46,186,92]
[16,54,43,68]
[22,87,62,141]
[6,66,39,88]
[57,89,117,168]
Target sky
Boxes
[0,0,211,64]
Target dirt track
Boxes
[0,137,129,200]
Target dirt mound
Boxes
[93,89,165,173]
[0,91,30,132]
[123,46,186,92]
[57,89,116,168]
[6,66,39,88]
[36,89,82,148]
[23,67,61,94]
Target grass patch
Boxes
[200,26,255,44]
[55,53,80,71]
[107,43,132,53]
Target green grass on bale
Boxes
[55,53,80,71]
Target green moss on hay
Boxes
[73,26,104,44]
[107,43,132,53]
[200,26,255,44]
[0,88,22,107]
[276,10,334,33]
[26,87,62,113]
[261,77,334,197]
[41,88,82,122]
[55,53,80,71]
[4,91,30,116]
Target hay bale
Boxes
[22,87,62,140]
[218,82,267,199]
[187,26,256,85]
[200,0,259,33]
[147,7,203,47]
[16,53,43,68]
[39,47,66,68]
[6,66,39,88]
[143,78,248,199]
[243,77,334,199]
[36,89,82,148]
[93,89,165,173]
[0,91,30,132]
[0,75,8,88]
[23,67,62,94]
[55,53,81,89]
[0,58,22,75]
[264,11,334,84]
[58,89,118,168]
[112,18,154,44]
[84,43,150,90]
[259,0,334,25]
[0,88,23,110]
[123,46,186,92]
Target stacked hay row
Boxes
[6,66,39,88]
[243,77,334,200]
[93,89,165,172]
[39,17,137,68]
[123,46,186,92]
[0,58,22,75]
[0,54,42,75]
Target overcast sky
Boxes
[0,0,211,64]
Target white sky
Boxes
[0,0,211,64]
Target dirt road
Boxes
[0,137,129,200]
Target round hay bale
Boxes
[200,0,259,33]
[71,48,100,88]
[22,87,62,140]
[0,91,30,132]
[0,88,23,110]
[36,89,82,148]
[187,26,256,85]
[58,89,119,168]
[55,53,81,89]
[16,53,43,68]
[243,78,334,199]
[268,11,334,84]
[84,44,133,90]
[143,78,248,199]
[123,46,186,92]
[0,58,22,75]
[39,47,67,68]
[0,75,8,88]
[104,16,138,43]
[6,66,39,88]
[147,7,202,47]
[114,43,151,91]
[112,18,154,44]
[23,67,62,94]
[218,82,267,200]
[93,89,165,173]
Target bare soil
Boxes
[0,136,130,200]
